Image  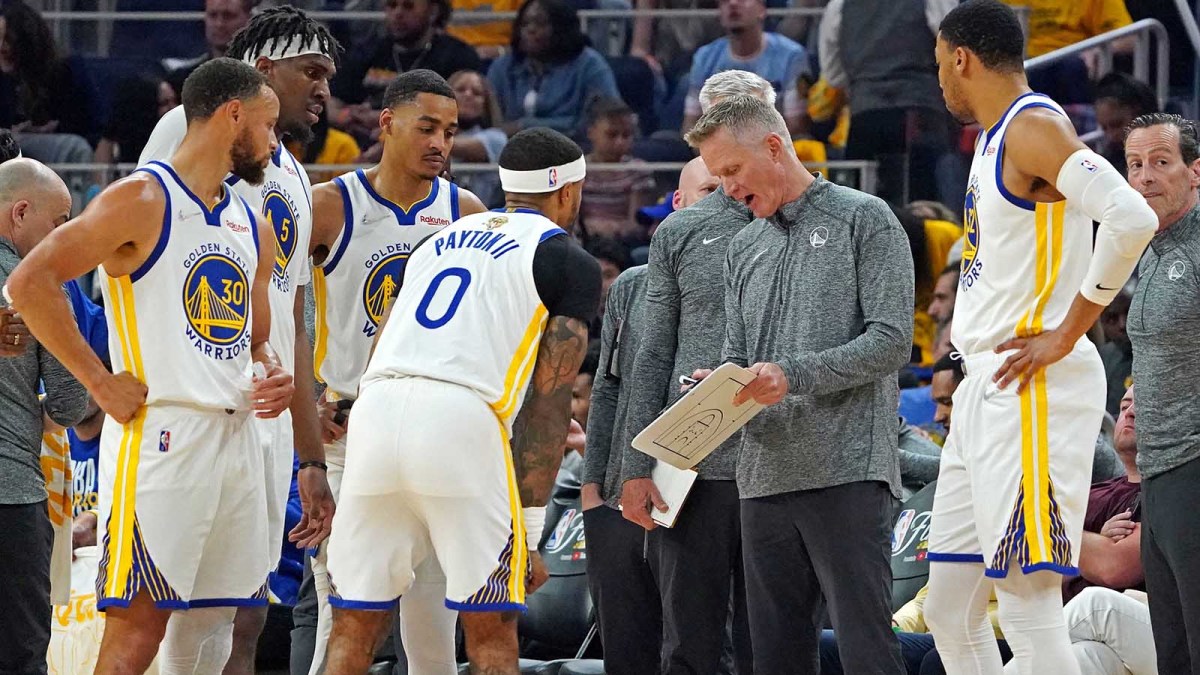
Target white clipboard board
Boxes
[631,362,765,471]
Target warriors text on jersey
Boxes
[312,169,462,400]
[953,92,1094,356]
[99,160,261,411]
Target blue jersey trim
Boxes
[927,552,986,564]
[148,160,232,227]
[983,92,1042,147]
[129,168,173,283]
[449,182,461,222]
[445,599,527,613]
[356,169,439,225]
[493,206,546,217]
[98,597,189,611]
[539,227,567,243]
[224,175,240,187]
[994,101,1062,212]
[322,176,355,275]
[984,561,1080,579]
[328,596,400,611]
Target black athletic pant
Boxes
[583,504,662,675]
[649,480,751,675]
[0,501,52,675]
[741,481,903,675]
[1143,455,1200,675]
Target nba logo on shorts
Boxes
[158,430,171,453]
[548,167,558,188]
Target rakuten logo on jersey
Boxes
[420,215,451,226]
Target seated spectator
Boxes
[581,97,656,241]
[898,419,941,497]
[1058,587,1156,674]
[1092,72,1158,176]
[909,200,960,225]
[94,74,179,170]
[1066,386,1144,602]
[162,0,253,96]
[1098,289,1133,417]
[894,204,936,364]
[329,0,482,143]
[0,0,96,142]
[681,0,810,135]
[931,350,963,435]
[917,262,959,365]
[448,69,507,206]
[286,109,362,184]
[487,0,621,138]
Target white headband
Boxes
[241,35,331,66]
[499,155,586,194]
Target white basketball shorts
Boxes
[325,377,529,612]
[927,340,1106,578]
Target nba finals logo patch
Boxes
[263,187,299,290]
[548,167,558,188]
[485,216,508,230]
[158,430,170,453]
[960,176,983,291]
[361,247,410,337]
[182,248,252,360]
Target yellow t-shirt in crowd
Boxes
[286,128,362,184]
[1007,0,1132,57]
[447,0,520,48]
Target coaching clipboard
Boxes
[631,362,765,471]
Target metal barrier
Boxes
[1024,18,1170,108]
[46,160,880,200]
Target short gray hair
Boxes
[684,95,790,148]
[698,70,777,112]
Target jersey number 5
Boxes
[415,267,472,329]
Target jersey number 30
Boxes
[415,267,472,329]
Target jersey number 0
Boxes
[415,267,473,329]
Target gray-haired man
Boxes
[685,96,913,673]
[619,70,770,675]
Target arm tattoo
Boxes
[510,315,589,507]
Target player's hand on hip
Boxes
[251,363,294,419]
[95,371,147,423]
[317,396,348,443]
[994,330,1073,394]
[734,362,788,405]
[620,477,668,531]
[0,308,31,357]
[527,551,550,594]
[581,482,604,511]
[290,466,336,549]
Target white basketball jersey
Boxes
[362,209,567,433]
[99,160,261,411]
[313,169,461,399]
[140,105,313,372]
[953,93,1093,355]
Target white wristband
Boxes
[523,506,546,551]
